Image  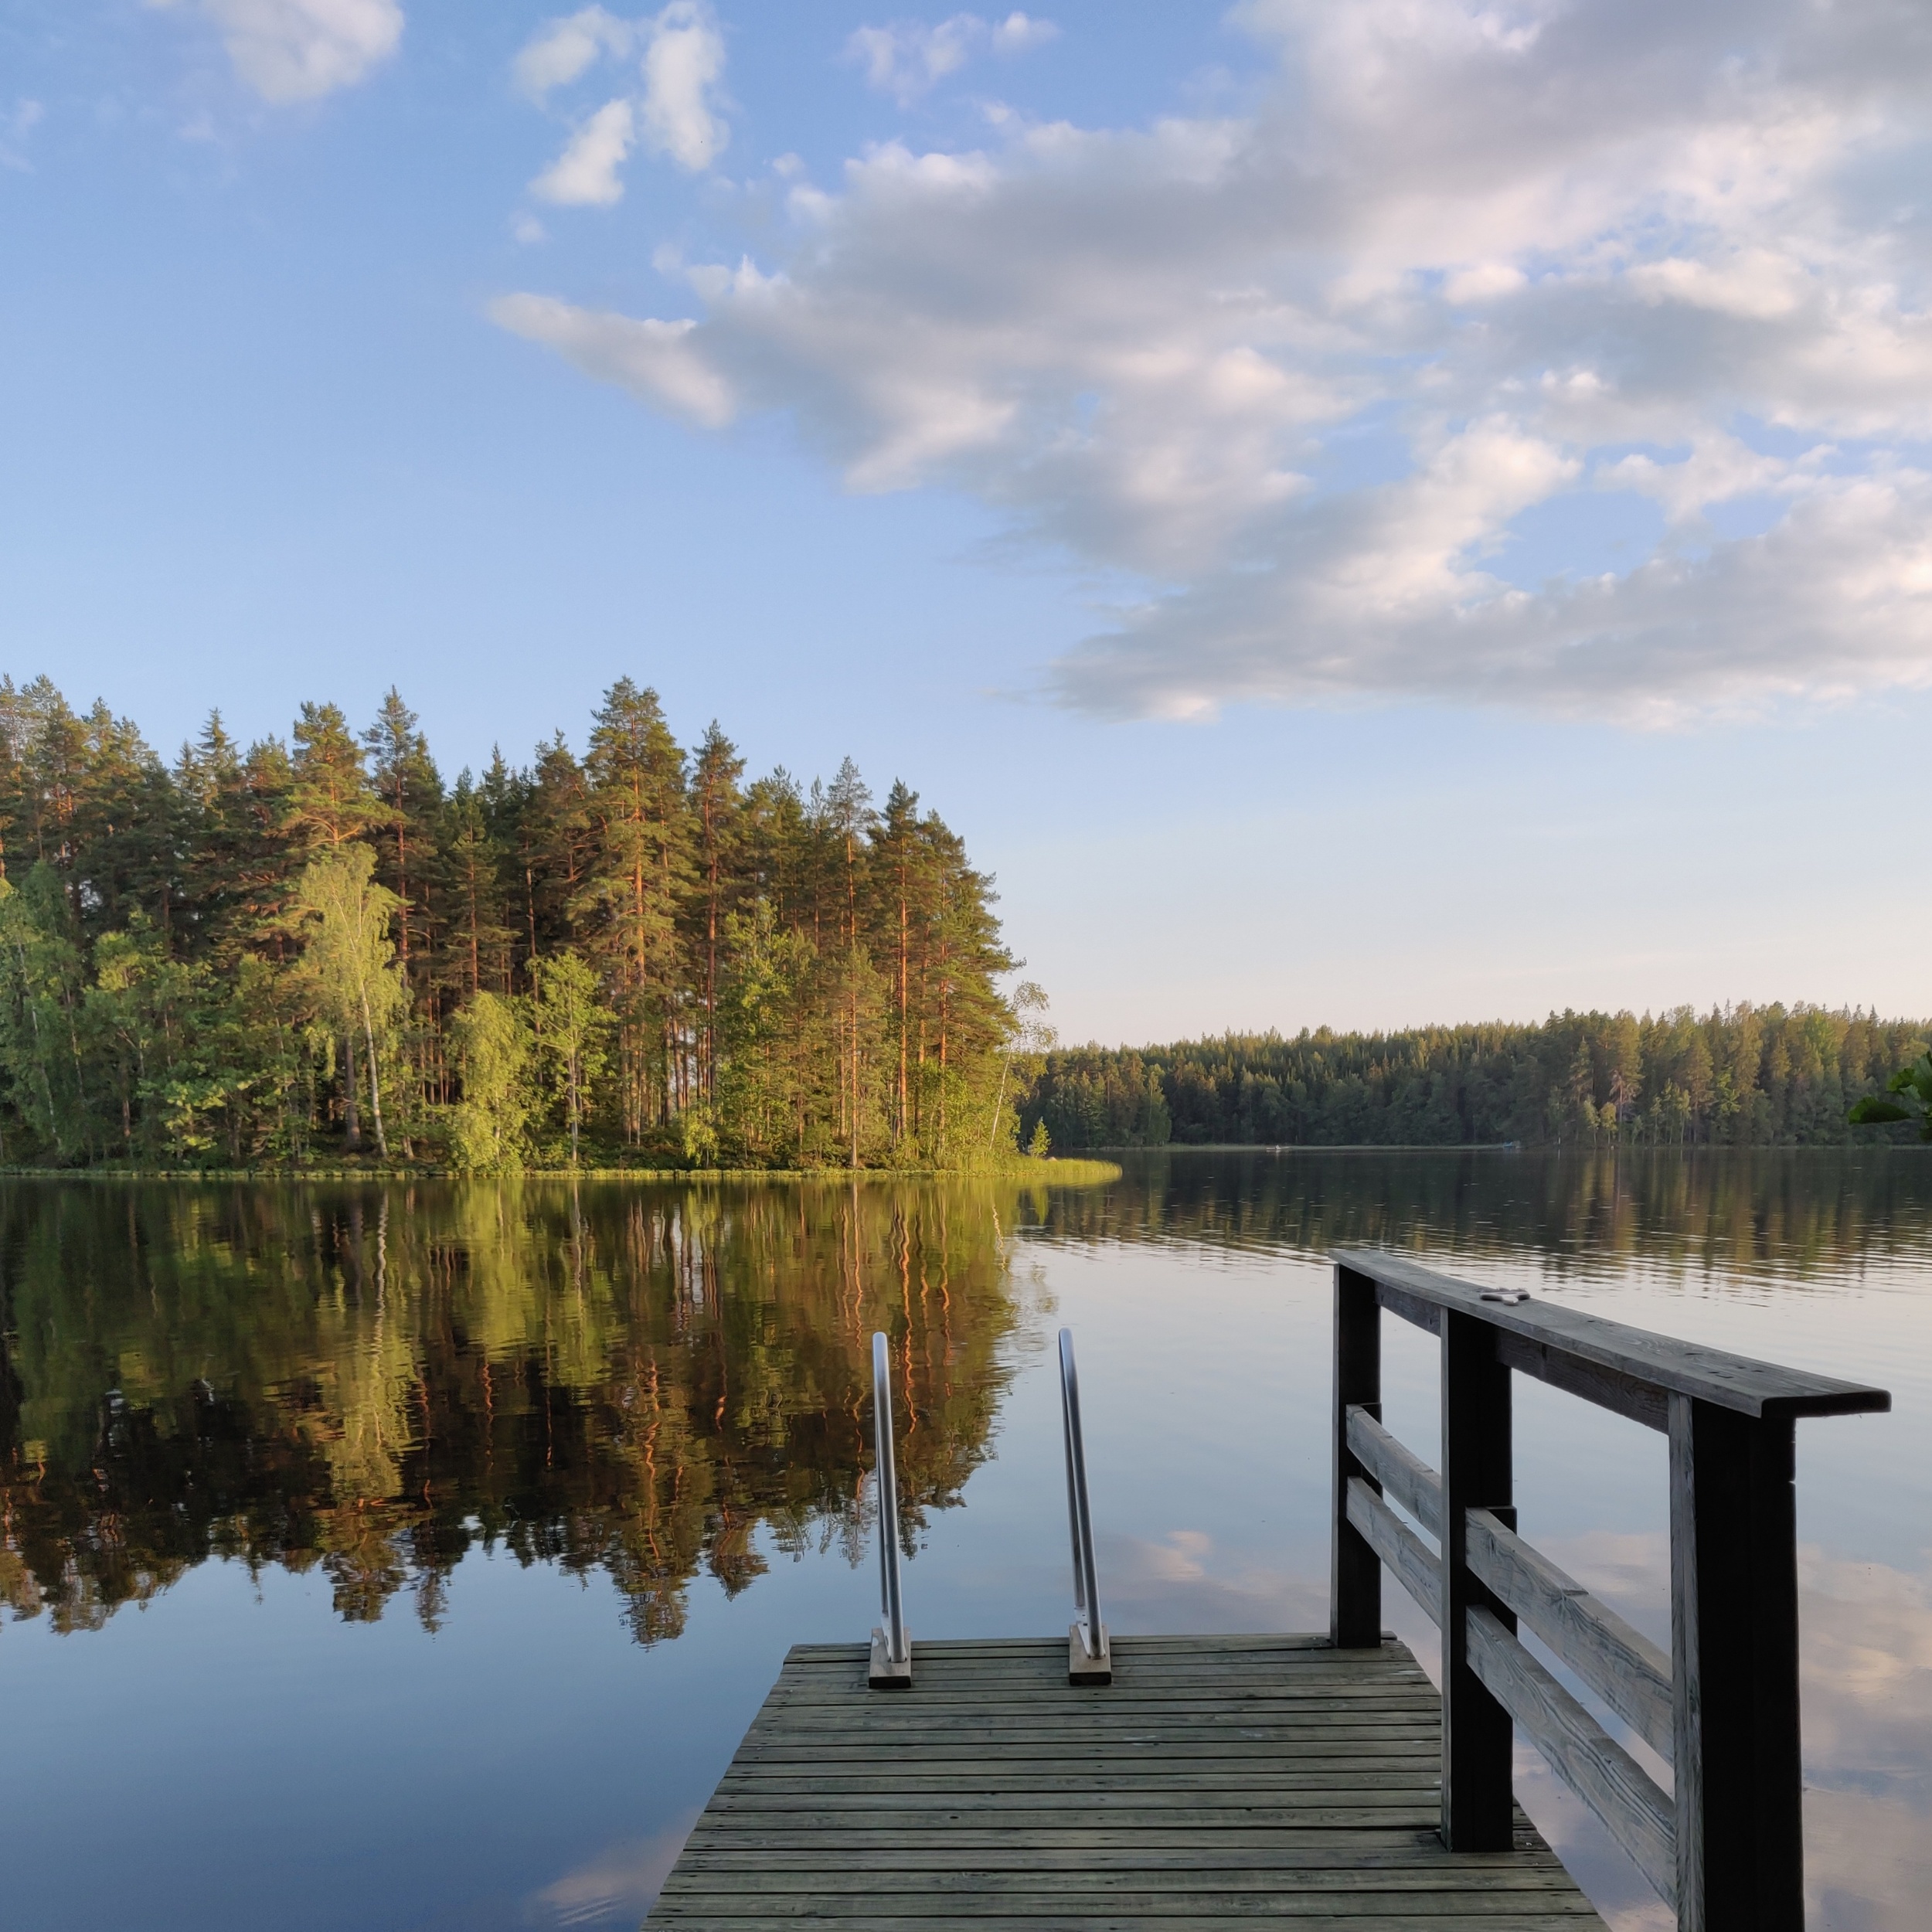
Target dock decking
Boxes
[648,1634,1606,1929]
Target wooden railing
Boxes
[1329,1249,1890,1932]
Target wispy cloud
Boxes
[514,6,635,104]
[149,0,404,104]
[0,98,43,172]
[497,0,1932,723]
[489,294,736,427]
[516,2,726,208]
[847,12,1059,107]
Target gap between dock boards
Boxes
[648,1634,1607,1928]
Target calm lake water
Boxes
[2,1151,1927,1932]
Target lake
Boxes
[2,1151,1927,1931]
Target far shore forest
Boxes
[0,676,1921,1174]
[1021,1010,1930,1152]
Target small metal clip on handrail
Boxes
[1058,1328,1111,1684]
[868,1331,912,1687]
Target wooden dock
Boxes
[648,1253,1892,1930]
[648,1633,1605,1928]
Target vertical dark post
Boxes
[1330,1264,1381,1649]
[1440,1309,1515,1851]
[1669,1396,1803,1932]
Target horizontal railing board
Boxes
[1346,1406,1444,1538]
[1464,1509,1674,1764]
[1465,1607,1677,1909]
[1346,1477,1442,1627]
[1332,1249,1889,1422]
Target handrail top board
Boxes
[1332,1247,1889,1421]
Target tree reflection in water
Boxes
[0,1179,1034,1640]
[1039,1145,1932,1287]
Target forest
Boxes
[1021,1007,1932,1151]
[0,676,1039,1172]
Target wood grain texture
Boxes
[1332,1248,1888,1422]
[1346,1477,1442,1627]
[1345,1406,1443,1539]
[648,1636,1607,1929]
[1464,1607,1675,1909]
[1464,1509,1673,1763]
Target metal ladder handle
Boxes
[870,1331,910,1680]
[1059,1328,1107,1671]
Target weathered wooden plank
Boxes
[1332,1247,1889,1421]
[648,1635,1606,1929]
[1492,1331,1668,1434]
[665,1868,1593,1895]
[1345,1478,1441,1626]
[732,1747,1442,1770]
[685,1834,1554,1858]
[1345,1406,1442,1536]
[752,1710,1440,1736]
[676,1855,1569,1870]
[702,1793,1448,1817]
[750,1713,1439,1738]
[1464,1508,1673,1762]
[1464,1607,1675,1908]
[733,1743,1441,1766]
[655,1893,1606,1920]
[654,1910,1604,1927]
[1373,1276,1444,1338]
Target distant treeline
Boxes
[0,676,1032,1172]
[1018,1008,1930,1150]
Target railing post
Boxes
[1669,1396,1802,1932]
[1440,1308,1515,1851]
[1331,1263,1382,1648]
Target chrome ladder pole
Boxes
[869,1330,912,1686]
[1059,1328,1111,1683]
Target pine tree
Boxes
[686,723,745,1103]
[574,680,689,1141]
[287,702,383,851]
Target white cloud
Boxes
[151,0,403,104]
[515,2,725,206]
[1598,434,1794,526]
[848,16,978,107]
[496,0,1932,723]
[531,97,635,206]
[849,12,1056,106]
[489,294,736,427]
[513,7,634,104]
[991,12,1058,55]
[638,1,727,170]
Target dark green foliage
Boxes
[1847,1052,1932,1140]
[0,677,1022,1171]
[1023,1007,1930,1151]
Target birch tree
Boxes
[293,845,406,1157]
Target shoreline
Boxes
[0,1157,1124,1186]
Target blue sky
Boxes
[4,2,1930,1043]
